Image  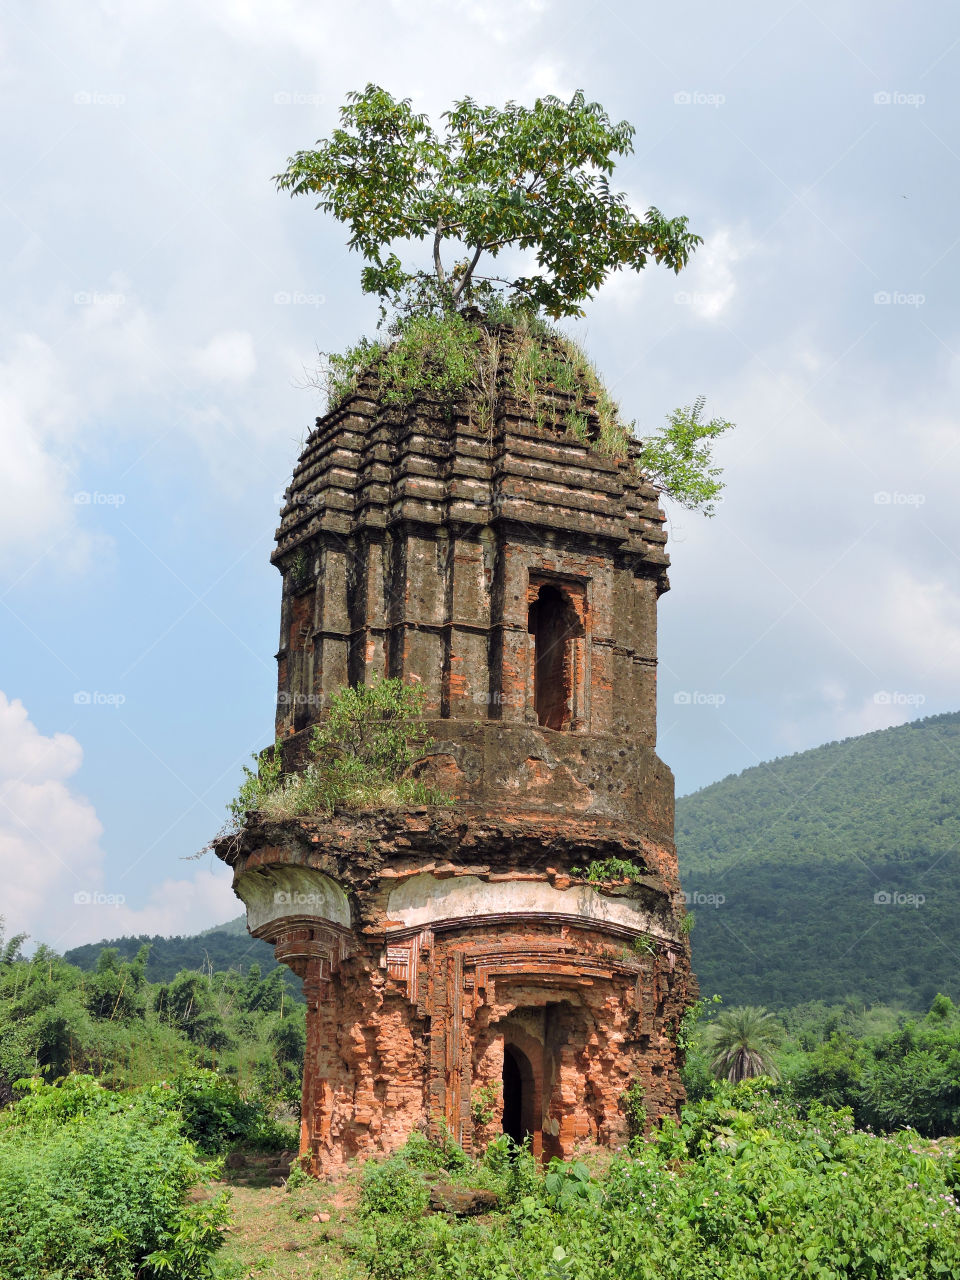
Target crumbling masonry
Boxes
[215,330,696,1172]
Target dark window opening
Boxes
[528,584,580,730]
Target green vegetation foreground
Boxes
[4,1073,960,1279]
[0,1073,271,1279]
[338,1087,960,1280]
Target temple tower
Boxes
[215,323,696,1172]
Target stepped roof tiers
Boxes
[215,323,696,1172]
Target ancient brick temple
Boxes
[215,327,696,1172]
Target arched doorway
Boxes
[502,1042,537,1145]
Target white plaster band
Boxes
[387,872,662,936]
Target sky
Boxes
[2,0,959,950]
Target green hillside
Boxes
[198,915,247,938]
[677,710,960,1009]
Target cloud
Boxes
[4,0,960,817]
[0,691,103,943]
[680,227,744,320]
[0,294,272,572]
[0,692,237,951]
[387,0,550,46]
[0,335,92,572]
[76,868,240,946]
[520,60,575,100]
[657,338,960,784]
[0,692,85,781]
[788,680,928,746]
[0,297,169,573]
[189,330,257,382]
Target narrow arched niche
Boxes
[527,583,582,730]
[502,1041,538,1146]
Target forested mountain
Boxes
[63,922,296,993]
[676,710,960,1009]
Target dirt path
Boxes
[214,1178,365,1279]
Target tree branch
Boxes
[433,222,446,287]
[471,272,533,290]
[524,165,548,196]
[451,243,485,303]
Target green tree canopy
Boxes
[276,84,702,318]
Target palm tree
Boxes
[707,1006,781,1082]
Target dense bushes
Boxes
[0,928,301,1280]
[786,996,960,1137]
[351,1089,960,1280]
[681,995,960,1140]
[0,933,305,1108]
[142,1070,296,1153]
[0,1076,230,1280]
[0,1071,297,1278]
[348,1132,537,1280]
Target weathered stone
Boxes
[214,336,696,1174]
[428,1185,500,1216]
